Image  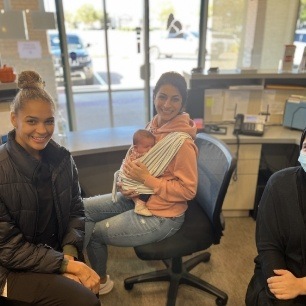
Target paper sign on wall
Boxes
[205,89,224,115]
[222,91,249,121]
[18,41,42,59]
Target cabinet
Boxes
[184,70,306,122]
[222,144,261,217]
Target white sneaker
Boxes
[99,275,114,295]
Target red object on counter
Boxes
[0,65,16,83]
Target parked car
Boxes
[150,31,199,59]
[48,32,94,85]
[294,29,306,66]
[150,30,239,60]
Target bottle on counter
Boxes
[57,110,68,145]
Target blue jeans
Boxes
[84,193,185,277]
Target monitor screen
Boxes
[186,88,204,121]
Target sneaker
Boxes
[99,275,114,295]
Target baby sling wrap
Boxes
[112,131,192,202]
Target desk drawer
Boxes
[223,174,258,210]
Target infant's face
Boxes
[135,138,155,154]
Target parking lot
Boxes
[55,30,239,131]
[54,29,239,87]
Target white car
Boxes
[150,30,239,60]
[150,31,199,59]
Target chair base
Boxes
[124,252,228,306]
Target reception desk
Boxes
[52,126,142,197]
[53,125,301,216]
[211,125,301,216]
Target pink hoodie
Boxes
[143,112,198,217]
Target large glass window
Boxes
[44,0,203,132]
[42,0,301,133]
[45,0,148,131]
[205,0,245,70]
[294,1,306,68]
[149,0,200,83]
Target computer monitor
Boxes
[186,88,204,120]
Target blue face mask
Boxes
[298,152,306,172]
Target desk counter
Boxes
[58,125,302,216]
[53,126,142,156]
[55,125,302,157]
[205,124,301,146]
[206,125,301,216]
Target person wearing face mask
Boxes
[83,71,198,295]
[245,128,306,306]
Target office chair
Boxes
[124,133,237,306]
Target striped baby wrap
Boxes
[111,131,192,202]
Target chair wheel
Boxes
[202,252,211,263]
[124,282,134,290]
[216,297,227,305]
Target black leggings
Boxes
[1,272,100,306]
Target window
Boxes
[42,0,300,132]
[44,0,202,132]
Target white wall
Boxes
[0,0,57,135]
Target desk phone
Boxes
[233,114,264,136]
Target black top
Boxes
[246,166,306,305]
[0,129,84,295]
[33,156,59,249]
[297,168,306,235]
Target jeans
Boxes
[84,193,185,277]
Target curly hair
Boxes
[11,70,55,113]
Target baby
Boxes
[120,129,155,216]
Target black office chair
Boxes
[124,133,237,306]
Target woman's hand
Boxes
[267,269,306,299]
[124,160,150,183]
[66,260,100,294]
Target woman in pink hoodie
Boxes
[84,71,198,295]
